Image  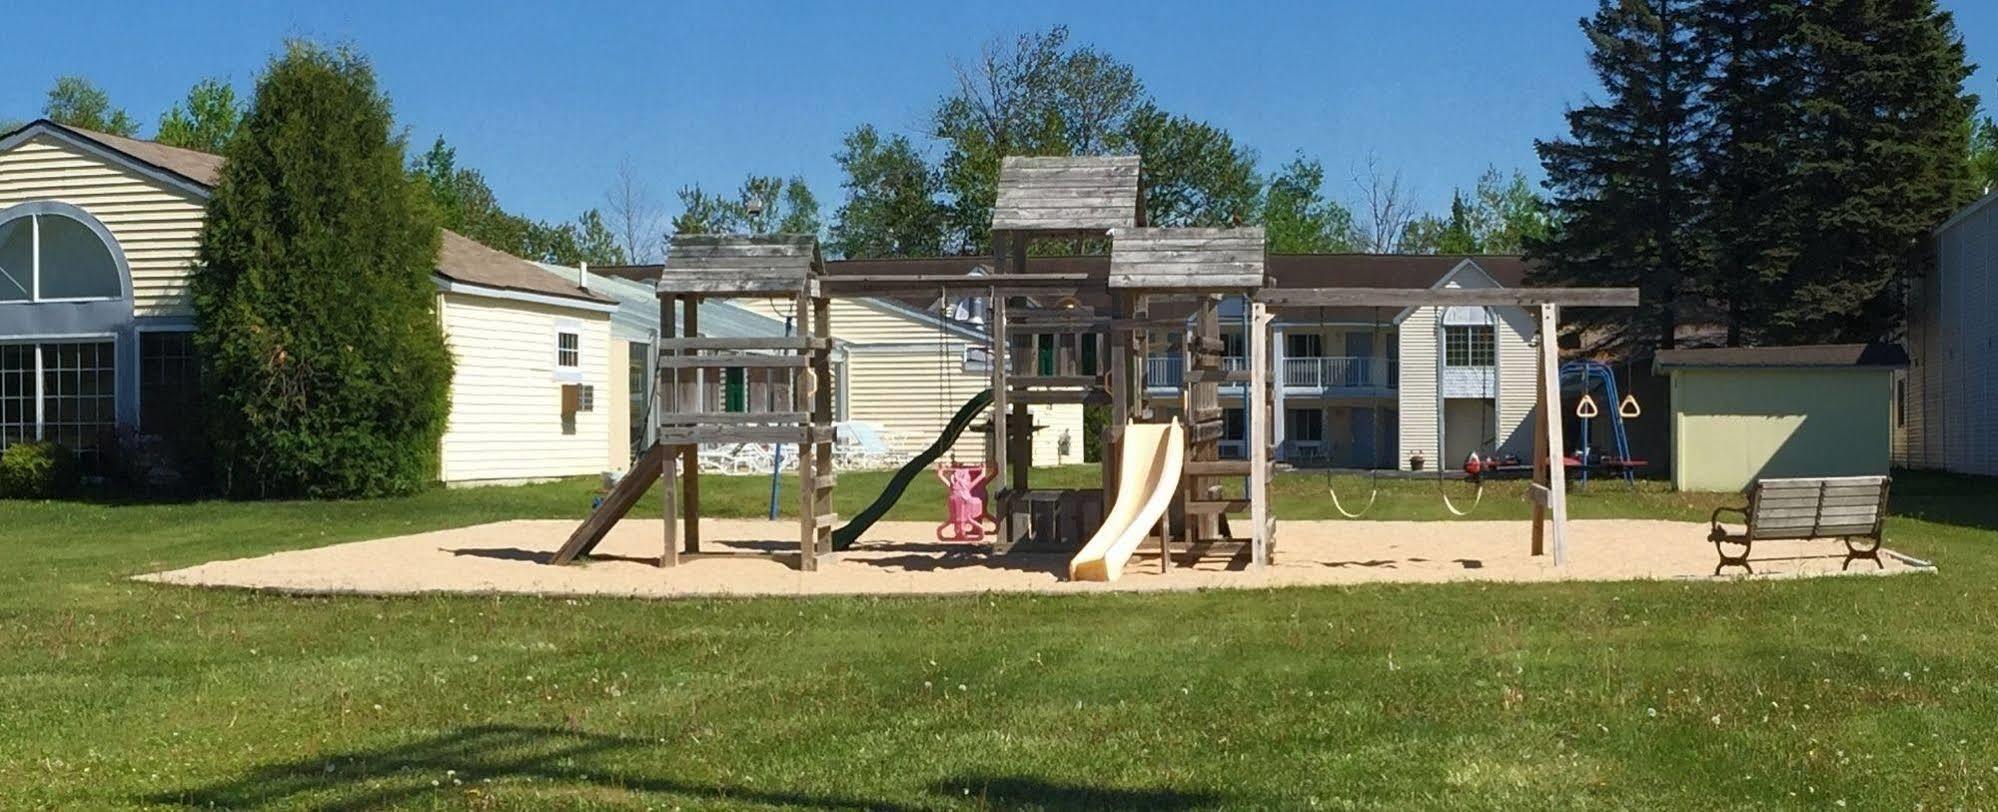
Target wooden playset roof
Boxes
[1107,227,1267,290]
[657,234,823,295]
[991,156,1141,233]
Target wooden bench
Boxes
[1708,475,1891,574]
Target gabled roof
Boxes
[0,119,608,305]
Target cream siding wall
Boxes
[828,298,954,343]
[438,292,613,484]
[607,337,633,471]
[1396,306,1439,469]
[810,298,1083,467]
[841,342,1083,466]
[1671,368,1894,491]
[0,135,206,317]
[1396,265,1537,469]
[1493,307,1537,460]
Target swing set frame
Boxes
[1256,286,1639,565]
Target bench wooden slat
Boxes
[1716,475,1891,571]
[1755,506,1882,521]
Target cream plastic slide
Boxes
[1069,420,1185,582]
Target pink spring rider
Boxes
[935,463,995,542]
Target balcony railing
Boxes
[1281,356,1397,390]
[1144,356,1397,391]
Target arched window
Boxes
[0,209,123,303]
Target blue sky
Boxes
[5,0,1995,243]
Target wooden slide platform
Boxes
[551,443,668,565]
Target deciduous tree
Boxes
[156,78,243,152]
[668,175,821,241]
[1260,155,1357,253]
[828,125,949,258]
[42,76,136,136]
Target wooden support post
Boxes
[1530,304,1569,565]
[812,291,835,565]
[1105,291,1130,506]
[1248,301,1271,569]
[989,262,1011,548]
[1008,233,1030,502]
[682,295,700,554]
[794,289,819,571]
[660,294,680,568]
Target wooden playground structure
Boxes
[553,155,1638,579]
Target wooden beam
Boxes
[820,272,1089,295]
[1535,305,1569,565]
[656,337,826,351]
[551,443,667,564]
[682,297,700,555]
[657,354,808,369]
[1255,287,1640,308]
[1248,301,1272,570]
[660,295,680,568]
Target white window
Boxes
[1,340,117,466]
[554,321,582,382]
[0,211,122,303]
[1444,325,1495,367]
[1285,332,1323,359]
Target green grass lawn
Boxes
[4,468,1996,808]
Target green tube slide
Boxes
[832,389,994,550]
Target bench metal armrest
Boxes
[1709,505,1748,539]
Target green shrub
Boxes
[192,42,452,498]
[0,442,80,499]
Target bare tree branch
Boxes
[605,157,661,263]
[1351,153,1418,253]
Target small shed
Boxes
[1656,344,1909,492]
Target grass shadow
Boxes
[141,724,917,810]
[1889,468,1998,533]
[934,774,1226,810]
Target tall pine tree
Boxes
[1533,0,1708,352]
[1784,0,1976,343]
[193,42,452,498]
[1695,0,1803,346]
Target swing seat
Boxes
[1602,457,1648,470]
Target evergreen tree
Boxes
[1533,0,1708,352]
[829,125,948,258]
[1695,0,1803,345]
[156,78,243,152]
[42,76,137,136]
[1785,0,1976,343]
[192,42,452,498]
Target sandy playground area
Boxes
[136,517,1930,599]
